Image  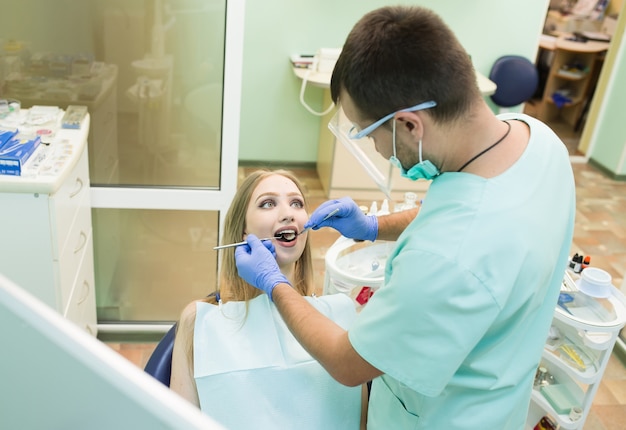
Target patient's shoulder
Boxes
[176,300,204,342]
[179,300,199,324]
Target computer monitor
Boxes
[0,273,225,430]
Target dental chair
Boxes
[489,55,539,113]
[144,292,219,386]
[144,323,177,387]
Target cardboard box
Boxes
[0,134,41,176]
[0,128,18,146]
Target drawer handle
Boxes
[74,231,87,254]
[78,280,90,305]
[69,177,84,198]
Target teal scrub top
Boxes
[349,114,576,429]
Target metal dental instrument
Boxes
[212,208,340,250]
[213,237,276,250]
[297,208,340,237]
[274,208,341,243]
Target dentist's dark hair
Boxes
[331,5,481,125]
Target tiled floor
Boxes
[108,114,626,429]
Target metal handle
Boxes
[77,280,90,305]
[213,237,275,250]
[69,177,84,198]
[74,231,87,254]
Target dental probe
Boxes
[212,208,340,250]
[273,208,341,242]
[297,208,340,237]
[213,237,276,250]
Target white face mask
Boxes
[389,119,440,181]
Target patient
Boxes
[170,169,366,429]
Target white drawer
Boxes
[49,150,90,258]
[64,234,97,336]
[57,216,92,309]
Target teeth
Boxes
[276,230,297,242]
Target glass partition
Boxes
[1,0,238,327]
[0,0,225,188]
[93,208,218,323]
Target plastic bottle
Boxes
[581,255,591,270]
[403,192,418,209]
[378,199,390,215]
[368,201,378,216]
[394,192,419,212]
[533,416,556,430]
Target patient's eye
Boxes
[259,199,276,209]
[291,198,304,209]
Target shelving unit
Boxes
[526,271,626,429]
[0,108,97,335]
[537,35,609,129]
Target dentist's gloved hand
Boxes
[305,197,378,242]
[234,234,291,301]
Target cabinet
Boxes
[526,271,626,429]
[0,109,97,335]
[537,35,609,129]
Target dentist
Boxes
[235,6,575,429]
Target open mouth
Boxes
[274,229,298,243]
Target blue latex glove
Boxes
[304,197,378,241]
[234,234,291,301]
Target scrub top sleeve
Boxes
[349,249,500,396]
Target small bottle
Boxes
[534,366,549,388]
[533,416,557,430]
[368,201,378,216]
[378,199,390,215]
[394,192,418,212]
[403,192,418,209]
[581,255,590,270]
[573,254,583,273]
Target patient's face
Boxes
[245,174,308,268]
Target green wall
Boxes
[586,0,626,176]
[238,0,550,163]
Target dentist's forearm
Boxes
[375,207,419,241]
[271,283,382,386]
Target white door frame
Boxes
[91,0,244,241]
[91,0,245,334]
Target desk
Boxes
[536,34,609,129]
[293,66,497,201]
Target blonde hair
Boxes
[215,169,314,302]
[180,169,314,367]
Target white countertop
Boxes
[292,66,497,96]
[539,33,610,53]
[0,109,90,194]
